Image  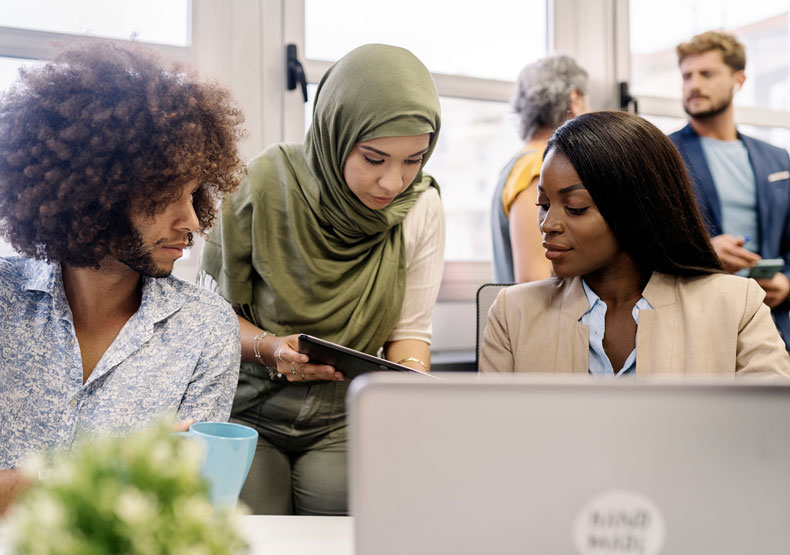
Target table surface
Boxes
[0,515,353,555]
[241,515,352,554]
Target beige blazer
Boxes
[481,272,790,377]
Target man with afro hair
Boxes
[0,41,246,513]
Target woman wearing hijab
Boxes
[199,44,444,515]
[481,111,790,377]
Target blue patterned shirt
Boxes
[0,257,241,468]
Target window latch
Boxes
[286,44,308,103]
[619,81,639,114]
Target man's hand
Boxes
[710,234,761,273]
[0,469,32,516]
[755,273,790,308]
[173,418,195,433]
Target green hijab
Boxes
[201,44,441,354]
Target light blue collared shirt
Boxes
[0,257,241,468]
[580,279,653,376]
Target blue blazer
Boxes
[669,123,790,347]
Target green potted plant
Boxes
[6,422,249,554]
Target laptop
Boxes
[348,373,790,555]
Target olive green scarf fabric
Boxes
[200,44,441,354]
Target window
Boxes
[0,0,627,354]
[305,0,545,81]
[0,57,39,91]
[2,0,190,46]
[629,0,790,151]
[0,1,194,274]
[631,0,790,109]
[0,57,43,257]
[301,0,547,263]
[428,97,522,260]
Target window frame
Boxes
[0,24,189,64]
[620,0,790,131]
[291,0,616,301]
[0,0,626,306]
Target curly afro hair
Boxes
[0,41,246,267]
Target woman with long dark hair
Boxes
[481,111,789,376]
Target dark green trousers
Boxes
[231,362,349,515]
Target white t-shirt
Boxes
[387,186,445,344]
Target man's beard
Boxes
[117,231,193,278]
[684,94,732,120]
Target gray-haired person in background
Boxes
[491,54,589,283]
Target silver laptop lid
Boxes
[348,373,790,555]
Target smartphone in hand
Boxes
[748,258,784,279]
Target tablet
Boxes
[297,334,438,380]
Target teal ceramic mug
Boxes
[177,421,258,510]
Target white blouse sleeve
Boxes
[387,186,445,344]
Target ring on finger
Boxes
[291,363,297,375]
[277,349,285,363]
[301,373,305,380]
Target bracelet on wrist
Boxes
[396,356,427,371]
[253,330,283,380]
